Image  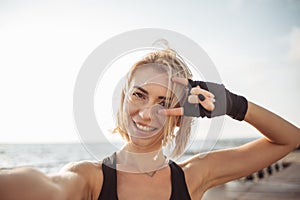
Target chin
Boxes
[130,136,150,147]
[128,131,164,150]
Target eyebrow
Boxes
[133,86,172,101]
[133,86,148,94]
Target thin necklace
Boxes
[144,170,157,177]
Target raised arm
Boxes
[0,161,95,200]
[161,78,300,194]
[245,101,299,149]
[202,101,299,186]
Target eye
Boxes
[159,101,166,107]
[158,100,170,108]
[132,92,145,99]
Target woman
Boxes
[1,49,299,200]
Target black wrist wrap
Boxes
[183,79,248,121]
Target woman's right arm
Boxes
[0,162,95,200]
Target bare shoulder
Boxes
[56,160,104,200]
[60,160,102,174]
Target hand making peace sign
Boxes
[159,77,248,121]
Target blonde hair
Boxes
[114,48,194,158]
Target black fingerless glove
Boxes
[183,79,248,121]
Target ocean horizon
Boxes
[0,137,258,173]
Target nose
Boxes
[137,104,167,127]
[138,104,165,121]
[138,106,152,120]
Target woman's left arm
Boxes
[165,78,300,190]
[199,101,300,189]
[245,101,299,149]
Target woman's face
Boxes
[123,65,173,150]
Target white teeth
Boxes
[135,123,156,132]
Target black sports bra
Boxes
[98,153,191,200]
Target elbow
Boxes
[285,137,300,151]
[289,127,300,150]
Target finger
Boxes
[171,77,188,86]
[188,95,201,104]
[188,95,215,111]
[158,107,183,116]
[202,100,215,111]
[190,86,215,98]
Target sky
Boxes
[0,0,299,143]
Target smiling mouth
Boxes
[134,122,157,132]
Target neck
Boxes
[116,146,168,173]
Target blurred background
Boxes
[0,0,299,143]
[1,2,299,199]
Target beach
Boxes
[202,150,300,200]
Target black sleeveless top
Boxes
[98,153,192,200]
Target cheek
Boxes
[124,100,138,116]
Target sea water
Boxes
[0,138,257,173]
